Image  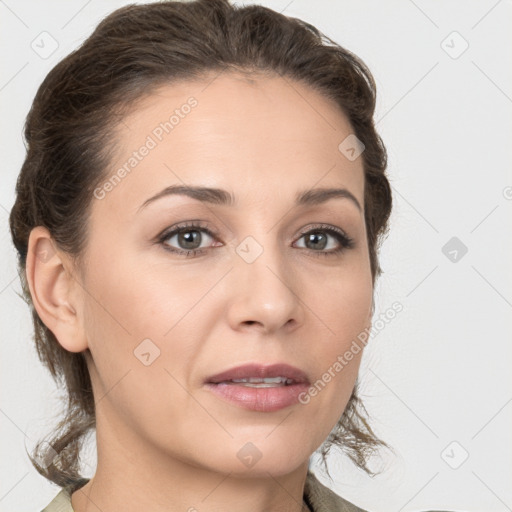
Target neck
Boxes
[71,411,311,512]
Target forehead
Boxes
[96,72,365,215]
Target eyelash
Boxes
[156,221,355,259]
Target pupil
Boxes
[179,230,200,249]
[306,232,326,250]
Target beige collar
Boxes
[41,471,368,512]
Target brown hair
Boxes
[9,0,392,490]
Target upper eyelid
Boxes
[159,222,351,247]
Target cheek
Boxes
[81,247,217,394]
[301,260,372,421]
[315,261,373,349]
[83,244,201,341]
[81,261,203,443]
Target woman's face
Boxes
[76,72,373,477]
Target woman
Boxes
[9,1,403,510]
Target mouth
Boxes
[218,376,296,388]
[206,362,309,386]
[204,363,310,412]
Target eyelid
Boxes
[156,220,220,247]
[296,223,353,245]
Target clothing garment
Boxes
[40,470,368,512]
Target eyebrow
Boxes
[137,184,362,213]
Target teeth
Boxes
[229,377,294,387]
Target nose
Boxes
[225,235,305,336]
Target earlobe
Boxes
[25,226,88,353]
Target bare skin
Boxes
[27,71,373,512]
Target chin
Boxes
[224,456,309,479]
[207,435,312,478]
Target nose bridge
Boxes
[229,229,302,332]
[235,231,293,296]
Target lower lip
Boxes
[204,382,310,412]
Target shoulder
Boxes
[40,488,73,512]
[303,471,461,512]
[304,471,368,512]
[40,479,90,512]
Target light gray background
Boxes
[1,1,511,511]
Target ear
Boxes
[25,226,88,353]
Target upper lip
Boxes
[206,363,310,385]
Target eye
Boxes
[156,221,354,258]
[294,224,355,257]
[157,221,220,257]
